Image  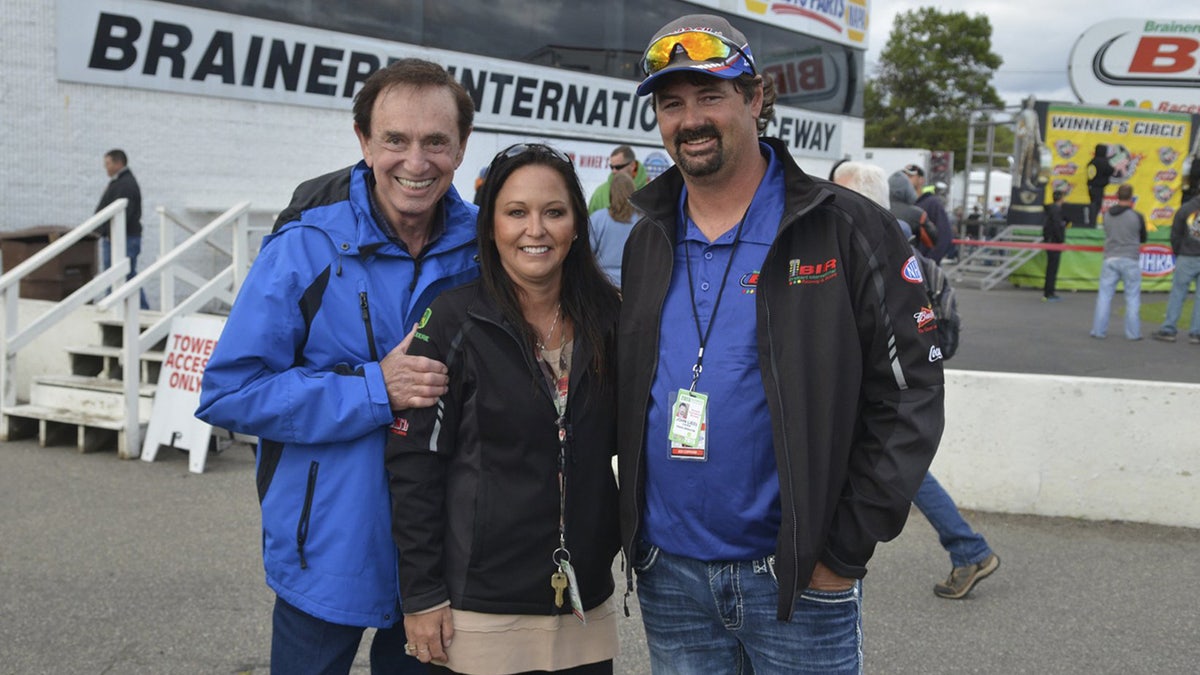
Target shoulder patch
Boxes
[902,256,924,284]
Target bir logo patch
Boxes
[389,416,410,436]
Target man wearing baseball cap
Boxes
[616,14,945,674]
[904,164,953,262]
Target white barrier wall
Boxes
[936,370,1200,529]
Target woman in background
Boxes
[588,172,639,289]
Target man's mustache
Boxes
[674,125,721,148]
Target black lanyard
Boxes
[682,205,750,391]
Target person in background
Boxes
[903,164,953,262]
[587,145,648,214]
[1042,189,1071,302]
[95,149,149,309]
[589,172,639,288]
[196,58,480,675]
[1087,143,1114,227]
[387,143,621,674]
[833,161,1001,601]
[1090,183,1146,341]
[1152,193,1200,344]
[618,15,944,674]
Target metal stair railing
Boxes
[96,200,254,458]
[0,200,133,441]
[947,225,1043,290]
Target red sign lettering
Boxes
[1129,37,1199,74]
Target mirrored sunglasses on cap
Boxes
[641,29,756,77]
[493,142,572,165]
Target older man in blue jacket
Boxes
[197,59,479,675]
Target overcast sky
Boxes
[865,1,1178,108]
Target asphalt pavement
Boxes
[2,285,1198,674]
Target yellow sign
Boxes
[1044,104,1193,231]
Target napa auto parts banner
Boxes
[57,0,845,158]
[1069,18,1200,113]
[1041,103,1196,232]
[683,0,870,48]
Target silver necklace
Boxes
[536,303,562,352]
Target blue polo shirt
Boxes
[642,142,784,562]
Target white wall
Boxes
[936,370,1200,529]
[0,0,361,235]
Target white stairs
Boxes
[3,316,164,453]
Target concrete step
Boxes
[2,404,146,454]
[30,375,155,420]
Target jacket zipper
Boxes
[623,217,672,616]
[359,291,380,361]
[761,196,835,621]
[297,460,319,570]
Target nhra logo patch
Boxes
[1159,147,1179,166]
[1055,140,1078,159]
[902,256,924,284]
[389,416,409,436]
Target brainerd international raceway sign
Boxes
[1069,18,1200,113]
[57,0,844,158]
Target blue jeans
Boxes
[634,543,862,675]
[270,596,421,675]
[1091,257,1141,339]
[912,473,993,568]
[100,235,149,309]
[1161,255,1200,336]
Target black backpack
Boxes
[919,255,960,360]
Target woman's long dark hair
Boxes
[475,144,621,377]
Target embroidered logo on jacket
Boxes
[902,256,924,284]
[914,305,937,333]
[740,271,761,294]
[389,416,409,436]
[788,258,838,285]
[928,345,944,362]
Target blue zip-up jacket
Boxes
[196,161,479,627]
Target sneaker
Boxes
[934,553,1000,599]
[1153,330,1177,343]
[1190,334,1200,345]
[1043,295,1063,303]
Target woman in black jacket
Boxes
[385,143,622,675]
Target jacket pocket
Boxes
[296,461,319,570]
[633,540,659,574]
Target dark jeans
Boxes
[270,596,422,675]
[427,661,612,674]
[100,235,149,309]
[1044,250,1062,298]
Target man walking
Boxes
[197,59,479,674]
[617,15,944,674]
[1091,184,1146,340]
[1153,193,1200,343]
